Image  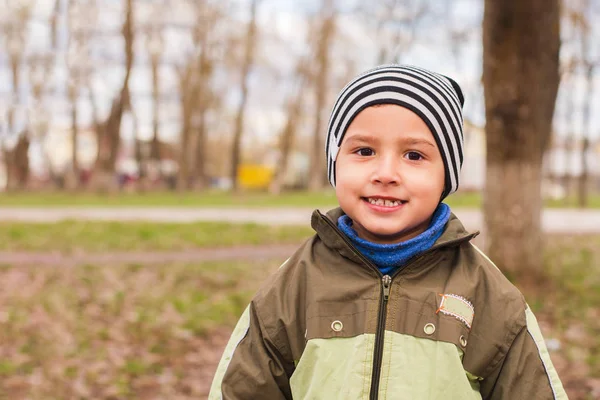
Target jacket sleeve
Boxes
[208,300,294,400]
[480,306,568,400]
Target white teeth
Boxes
[368,198,402,207]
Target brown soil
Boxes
[199,329,231,398]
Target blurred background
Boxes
[0,0,598,398]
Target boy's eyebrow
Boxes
[344,133,436,148]
[343,133,378,145]
[402,137,437,148]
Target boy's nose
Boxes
[372,156,400,185]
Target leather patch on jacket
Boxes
[436,294,475,329]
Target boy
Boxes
[209,64,567,399]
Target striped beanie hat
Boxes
[326,64,465,199]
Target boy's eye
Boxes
[405,151,423,161]
[356,148,374,156]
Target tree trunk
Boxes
[150,53,162,183]
[194,110,207,190]
[269,63,308,194]
[87,83,101,170]
[3,149,15,192]
[578,138,589,208]
[308,0,335,191]
[484,162,543,278]
[176,61,196,192]
[131,109,143,185]
[578,12,594,208]
[50,0,59,48]
[90,0,134,193]
[230,0,259,192]
[6,54,22,192]
[68,93,80,190]
[269,102,301,194]
[193,34,213,191]
[177,116,192,191]
[482,0,560,279]
[577,64,593,208]
[14,134,30,190]
[4,110,16,192]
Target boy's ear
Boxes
[444,75,465,108]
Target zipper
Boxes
[370,274,391,400]
[317,212,477,399]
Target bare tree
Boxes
[28,52,55,187]
[576,0,598,207]
[171,1,225,191]
[65,0,96,190]
[558,63,578,201]
[371,0,430,64]
[191,1,222,190]
[308,0,336,191]
[87,81,101,172]
[230,0,260,192]
[1,1,32,191]
[144,1,166,189]
[191,11,218,191]
[559,0,585,203]
[269,60,310,194]
[91,0,135,192]
[482,0,561,278]
[175,59,199,190]
[29,0,62,189]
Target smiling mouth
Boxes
[362,197,407,207]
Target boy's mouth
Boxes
[362,197,407,207]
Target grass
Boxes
[0,259,282,398]
[0,190,342,208]
[1,190,600,209]
[0,221,314,252]
[525,235,600,397]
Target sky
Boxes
[0,0,599,174]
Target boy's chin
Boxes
[361,227,414,244]
[359,219,432,242]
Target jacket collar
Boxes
[311,207,478,265]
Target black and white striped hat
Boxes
[326,64,465,199]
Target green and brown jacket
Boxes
[209,208,567,399]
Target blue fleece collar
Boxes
[337,203,451,275]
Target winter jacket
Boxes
[209,208,567,399]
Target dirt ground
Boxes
[198,332,230,397]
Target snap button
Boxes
[423,323,436,335]
[331,320,343,332]
[460,335,468,347]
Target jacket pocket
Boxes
[305,299,375,340]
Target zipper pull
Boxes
[382,275,392,301]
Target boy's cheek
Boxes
[337,161,368,179]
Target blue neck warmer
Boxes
[337,203,451,276]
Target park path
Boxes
[1,206,600,233]
[0,244,300,266]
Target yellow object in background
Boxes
[238,164,275,190]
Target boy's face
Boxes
[335,104,445,244]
